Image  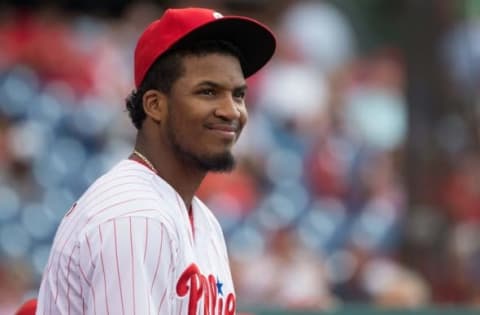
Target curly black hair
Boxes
[125,40,244,130]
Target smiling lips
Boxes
[206,123,240,140]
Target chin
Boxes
[195,151,236,172]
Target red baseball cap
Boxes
[134,7,276,88]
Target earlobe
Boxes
[143,90,166,123]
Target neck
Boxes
[134,132,206,209]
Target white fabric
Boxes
[36,159,236,315]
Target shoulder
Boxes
[72,160,181,236]
[87,159,157,193]
[80,160,160,209]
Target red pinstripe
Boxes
[54,253,61,304]
[117,209,159,217]
[82,188,159,216]
[78,265,91,287]
[150,228,164,295]
[78,264,97,315]
[80,180,163,211]
[86,198,160,224]
[157,287,168,314]
[84,234,98,315]
[66,245,77,315]
[85,235,94,268]
[98,226,110,315]
[113,221,126,315]
[129,217,136,315]
[81,174,151,204]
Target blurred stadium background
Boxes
[1,0,480,314]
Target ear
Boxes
[142,89,167,123]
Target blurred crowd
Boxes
[0,0,480,313]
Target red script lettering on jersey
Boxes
[176,263,235,315]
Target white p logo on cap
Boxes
[213,12,223,19]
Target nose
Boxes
[214,95,242,121]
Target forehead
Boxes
[178,53,246,87]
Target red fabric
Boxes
[15,299,37,315]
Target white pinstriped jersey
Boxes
[36,159,236,315]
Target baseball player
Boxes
[35,7,275,315]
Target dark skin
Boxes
[133,53,248,209]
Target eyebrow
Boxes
[196,81,248,91]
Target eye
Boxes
[233,89,246,100]
[198,88,216,96]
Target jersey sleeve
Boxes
[78,216,178,315]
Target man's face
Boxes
[164,53,248,172]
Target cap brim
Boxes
[170,16,276,78]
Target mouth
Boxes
[205,123,239,141]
